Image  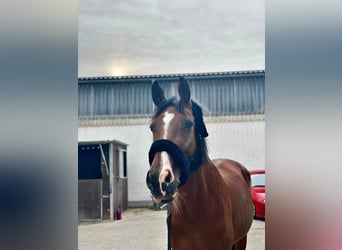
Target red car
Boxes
[250,169,265,219]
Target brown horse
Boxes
[146,77,253,250]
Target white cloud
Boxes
[79,0,264,76]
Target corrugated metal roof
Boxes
[78,70,265,118]
[79,69,265,82]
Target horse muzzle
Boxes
[146,167,180,204]
[147,139,192,205]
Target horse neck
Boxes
[174,158,222,214]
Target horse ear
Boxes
[178,77,191,105]
[152,80,165,106]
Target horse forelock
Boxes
[153,97,182,118]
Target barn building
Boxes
[78,70,265,210]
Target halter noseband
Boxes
[148,139,203,186]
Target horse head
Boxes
[146,77,208,205]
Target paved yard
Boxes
[78,208,265,250]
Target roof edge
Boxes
[78,69,265,81]
[78,139,129,146]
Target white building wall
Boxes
[78,119,265,203]
[206,121,265,169]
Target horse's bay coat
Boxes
[172,159,253,249]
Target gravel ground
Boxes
[78,208,265,250]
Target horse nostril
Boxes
[165,174,171,183]
[161,172,172,192]
[161,182,168,192]
[146,171,163,197]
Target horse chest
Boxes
[172,212,232,249]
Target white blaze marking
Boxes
[159,152,175,196]
[162,111,175,139]
[159,111,175,196]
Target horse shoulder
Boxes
[212,158,251,186]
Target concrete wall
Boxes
[78,118,265,203]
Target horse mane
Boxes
[152,97,209,163]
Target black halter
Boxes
[148,139,203,186]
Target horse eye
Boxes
[184,120,194,129]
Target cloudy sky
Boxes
[78,0,264,77]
